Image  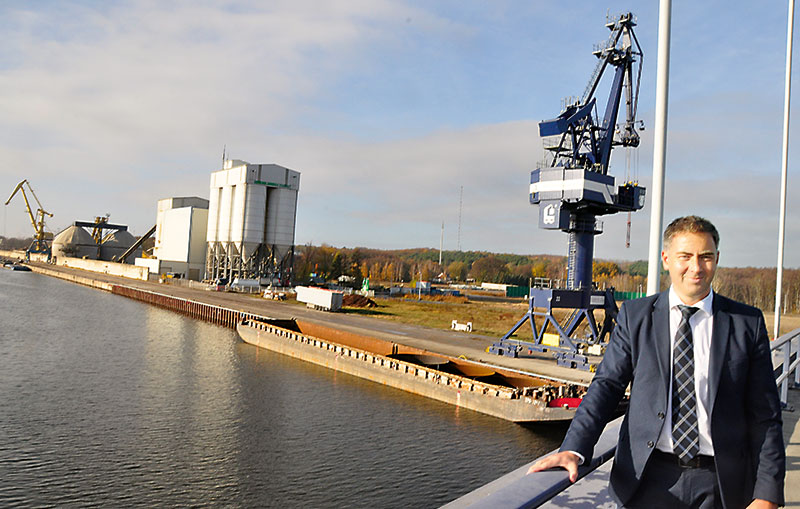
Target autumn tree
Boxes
[380,262,394,282]
[448,261,468,282]
[370,262,382,281]
[531,260,548,279]
[593,261,621,279]
[330,251,345,280]
[399,262,411,282]
[470,255,508,283]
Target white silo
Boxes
[266,186,298,264]
[205,159,300,283]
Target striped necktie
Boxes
[672,305,700,462]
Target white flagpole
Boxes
[647,0,672,295]
[775,0,795,339]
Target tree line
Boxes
[294,244,800,313]
[0,236,34,250]
[5,233,797,314]
[294,243,651,288]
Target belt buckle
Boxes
[679,455,700,468]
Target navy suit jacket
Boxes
[560,291,785,508]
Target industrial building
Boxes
[205,159,300,284]
[136,197,209,280]
[51,221,141,262]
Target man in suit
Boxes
[529,216,784,508]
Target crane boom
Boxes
[4,179,53,261]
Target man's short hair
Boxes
[663,215,719,250]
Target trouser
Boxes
[624,450,721,509]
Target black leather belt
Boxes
[651,449,715,469]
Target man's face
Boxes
[661,231,719,305]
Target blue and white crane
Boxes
[489,12,646,370]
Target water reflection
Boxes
[0,270,565,507]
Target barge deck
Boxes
[238,318,585,422]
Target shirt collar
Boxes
[668,286,713,317]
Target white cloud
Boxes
[0,0,461,234]
[1,1,798,271]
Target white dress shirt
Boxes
[655,287,715,456]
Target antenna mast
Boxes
[457,186,463,251]
[439,221,444,267]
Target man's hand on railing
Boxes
[746,499,778,509]
[526,451,581,482]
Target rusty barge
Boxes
[237,318,587,422]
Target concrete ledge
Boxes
[0,249,26,259]
[27,264,115,291]
[54,256,149,281]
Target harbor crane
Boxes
[4,179,54,260]
[489,12,646,370]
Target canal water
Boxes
[0,270,566,508]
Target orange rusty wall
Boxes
[295,320,398,356]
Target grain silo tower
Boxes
[205,159,300,284]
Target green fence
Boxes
[506,286,529,298]
[614,291,645,301]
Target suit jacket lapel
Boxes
[653,291,672,395]
[708,295,730,413]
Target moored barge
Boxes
[237,318,588,422]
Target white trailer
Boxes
[295,286,343,312]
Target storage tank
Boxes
[100,229,140,261]
[206,160,300,283]
[51,226,97,260]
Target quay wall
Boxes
[26,264,262,328]
[112,285,267,328]
[28,263,115,291]
[54,257,149,281]
[7,251,149,281]
[0,249,26,259]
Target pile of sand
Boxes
[343,294,377,308]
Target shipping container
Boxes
[295,286,343,311]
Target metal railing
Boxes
[445,326,800,508]
[442,417,620,509]
[772,327,800,405]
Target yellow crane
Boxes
[4,179,53,260]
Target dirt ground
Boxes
[351,296,800,340]
[763,311,800,338]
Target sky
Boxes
[0,0,798,269]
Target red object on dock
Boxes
[547,397,582,409]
